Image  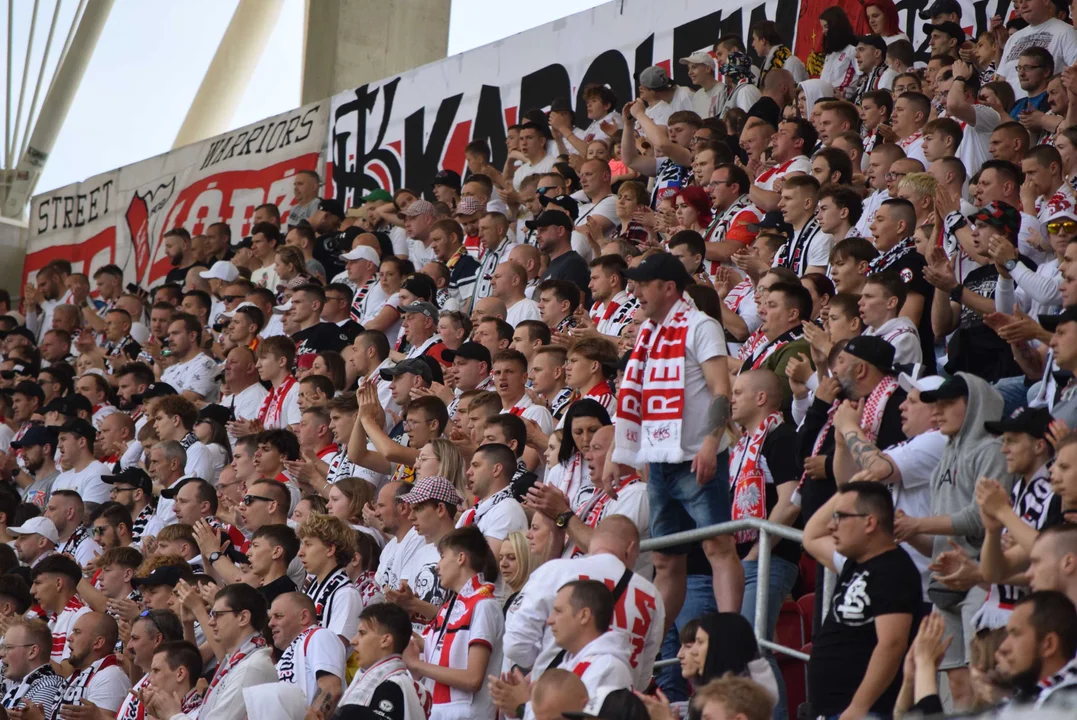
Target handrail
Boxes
[641,518,811,665]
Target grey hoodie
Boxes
[929,372,1012,565]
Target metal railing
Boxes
[640,518,812,666]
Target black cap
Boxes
[842,336,896,373]
[746,210,794,237]
[549,97,573,113]
[12,380,43,403]
[102,467,154,494]
[919,0,961,18]
[1039,306,1077,332]
[746,96,781,129]
[857,34,888,54]
[984,406,1053,439]
[142,382,178,401]
[919,375,969,403]
[232,235,254,250]
[131,565,186,588]
[432,169,462,192]
[923,21,967,42]
[379,358,433,385]
[318,198,345,218]
[442,341,491,366]
[538,193,579,221]
[622,252,693,291]
[10,424,57,450]
[58,418,96,445]
[525,210,574,232]
[160,476,197,500]
[400,274,436,303]
[197,404,233,427]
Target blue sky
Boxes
[3,0,606,195]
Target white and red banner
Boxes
[25,102,328,287]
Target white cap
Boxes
[678,50,716,68]
[130,321,150,345]
[1047,209,1077,224]
[341,245,381,266]
[898,371,946,394]
[9,517,59,544]
[199,261,240,282]
[82,368,108,379]
[219,301,258,319]
[274,300,293,313]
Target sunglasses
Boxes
[243,494,274,506]
[1049,220,1077,235]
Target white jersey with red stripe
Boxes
[421,575,503,720]
[588,291,639,338]
[521,631,635,720]
[753,155,811,192]
[503,553,664,690]
[502,394,554,435]
[50,595,91,663]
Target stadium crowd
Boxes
[9,0,1077,718]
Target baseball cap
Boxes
[746,210,794,237]
[432,169,462,192]
[404,199,436,218]
[199,261,240,283]
[984,406,1054,439]
[8,517,59,544]
[856,35,888,54]
[538,193,580,221]
[525,210,574,232]
[970,202,1021,239]
[401,275,436,303]
[842,336,896,373]
[197,404,233,427]
[678,51,716,68]
[318,198,345,218]
[623,251,693,290]
[919,375,969,403]
[400,301,439,321]
[219,301,257,319]
[897,370,946,394]
[59,418,96,445]
[160,477,198,500]
[442,341,491,366]
[919,0,961,18]
[1040,305,1077,332]
[399,476,464,507]
[379,358,433,384]
[359,189,393,204]
[639,66,672,90]
[232,236,253,251]
[341,245,381,266]
[455,196,483,217]
[923,21,967,42]
[274,300,293,313]
[132,565,187,588]
[10,424,57,450]
[102,467,154,495]
[142,382,178,401]
[1047,209,1077,225]
[12,380,43,404]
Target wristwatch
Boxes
[949,283,964,303]
[209,551,222,563]
[555,511,574,528]
[1004,259,1018,272]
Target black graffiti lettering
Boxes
[404,93,463,200]
[64,196,75,228]
[264,121,285,153]
[201,138,226,170]
[331,80,403,204]
[296,106,318,143]
[242,125,265,156]
[281,115,301,148]
[37,201,49,235]
[671,10,724,87]
[519,64,572,119]
[38,179,115,233]
[223,131,249,163]
[897,0,932,57]
[574,50,633,130]
[633,34,654,97]
[470,85,509,171]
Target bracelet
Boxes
[949,284,964,303]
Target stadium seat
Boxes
[797,593,815,644]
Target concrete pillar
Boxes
[301,0,450,104]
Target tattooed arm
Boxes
[833,408,901,485]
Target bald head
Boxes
[473,296,507,320]
[735,369,783,417]
[531,669,589,720]
[890,158,924,176]
[589,515,641,569]
[277,591,317,618]
[763,68,795,96]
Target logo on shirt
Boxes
[836,571,872,625]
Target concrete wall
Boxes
[302,0,451,104]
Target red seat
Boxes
[778,639,811,713]
[797,593,816,644]
[775,599,804,653]
[798,553,818,595]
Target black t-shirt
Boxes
[259,574,298,606]
[944,261,1026,382]
[334,319,365,344]
[165,263,208,285]
[733,423,802,565]
[872,252,934,374]
[332,680,407,720]
[809,547,923,717]
[292,322,351,356]
[542,251,592,307]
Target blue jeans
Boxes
[648,454,732,553]
[741,556,800,720]
[994,376,1029,417]
[655,574,719,702]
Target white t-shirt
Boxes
[855,189,890,238]
[864,317,922,365]
[692,84,723,119]
[580,112,622,145]
[260,313,287,339]
[643,87,695,127]
[184,440,218,482]
[264,381,302,430]
[502,395,554,435]
[407,238,438,269]
[754,156,812,192]
[457,489,528,541]
[52,460,110,504]
[82,664,132,713]
[884,430,945,588]
[575,194,618,236]
[954,105,1001,178]
[251,265,281,293]
[679,311,729,456]
[161,352,220,402]
[222,382,270,447]
[821,45,860,97]
[505,298,541,328]
[513,154,558,191]
[276,626,347,702]
[50,597,92,662]
[998,18,1077,99]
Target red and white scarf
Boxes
[566,473,642,558]
[203,633,267,710]
[350,276,378,323]
[612,294,692,465]
[724,279,754,314]
[258,375,297,428]
[729,411,784,544]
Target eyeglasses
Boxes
[0,644,32,652]
[831,511,869,523]
[243,494,274,506]
[208,609,237,619]
[884,171,907,181]
[537,186,557,195]
[1048,221,1077,235]
[110,485,137,494]
[221,295,245,303]
[1017,64,1045,72]
[91,526,111,536]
